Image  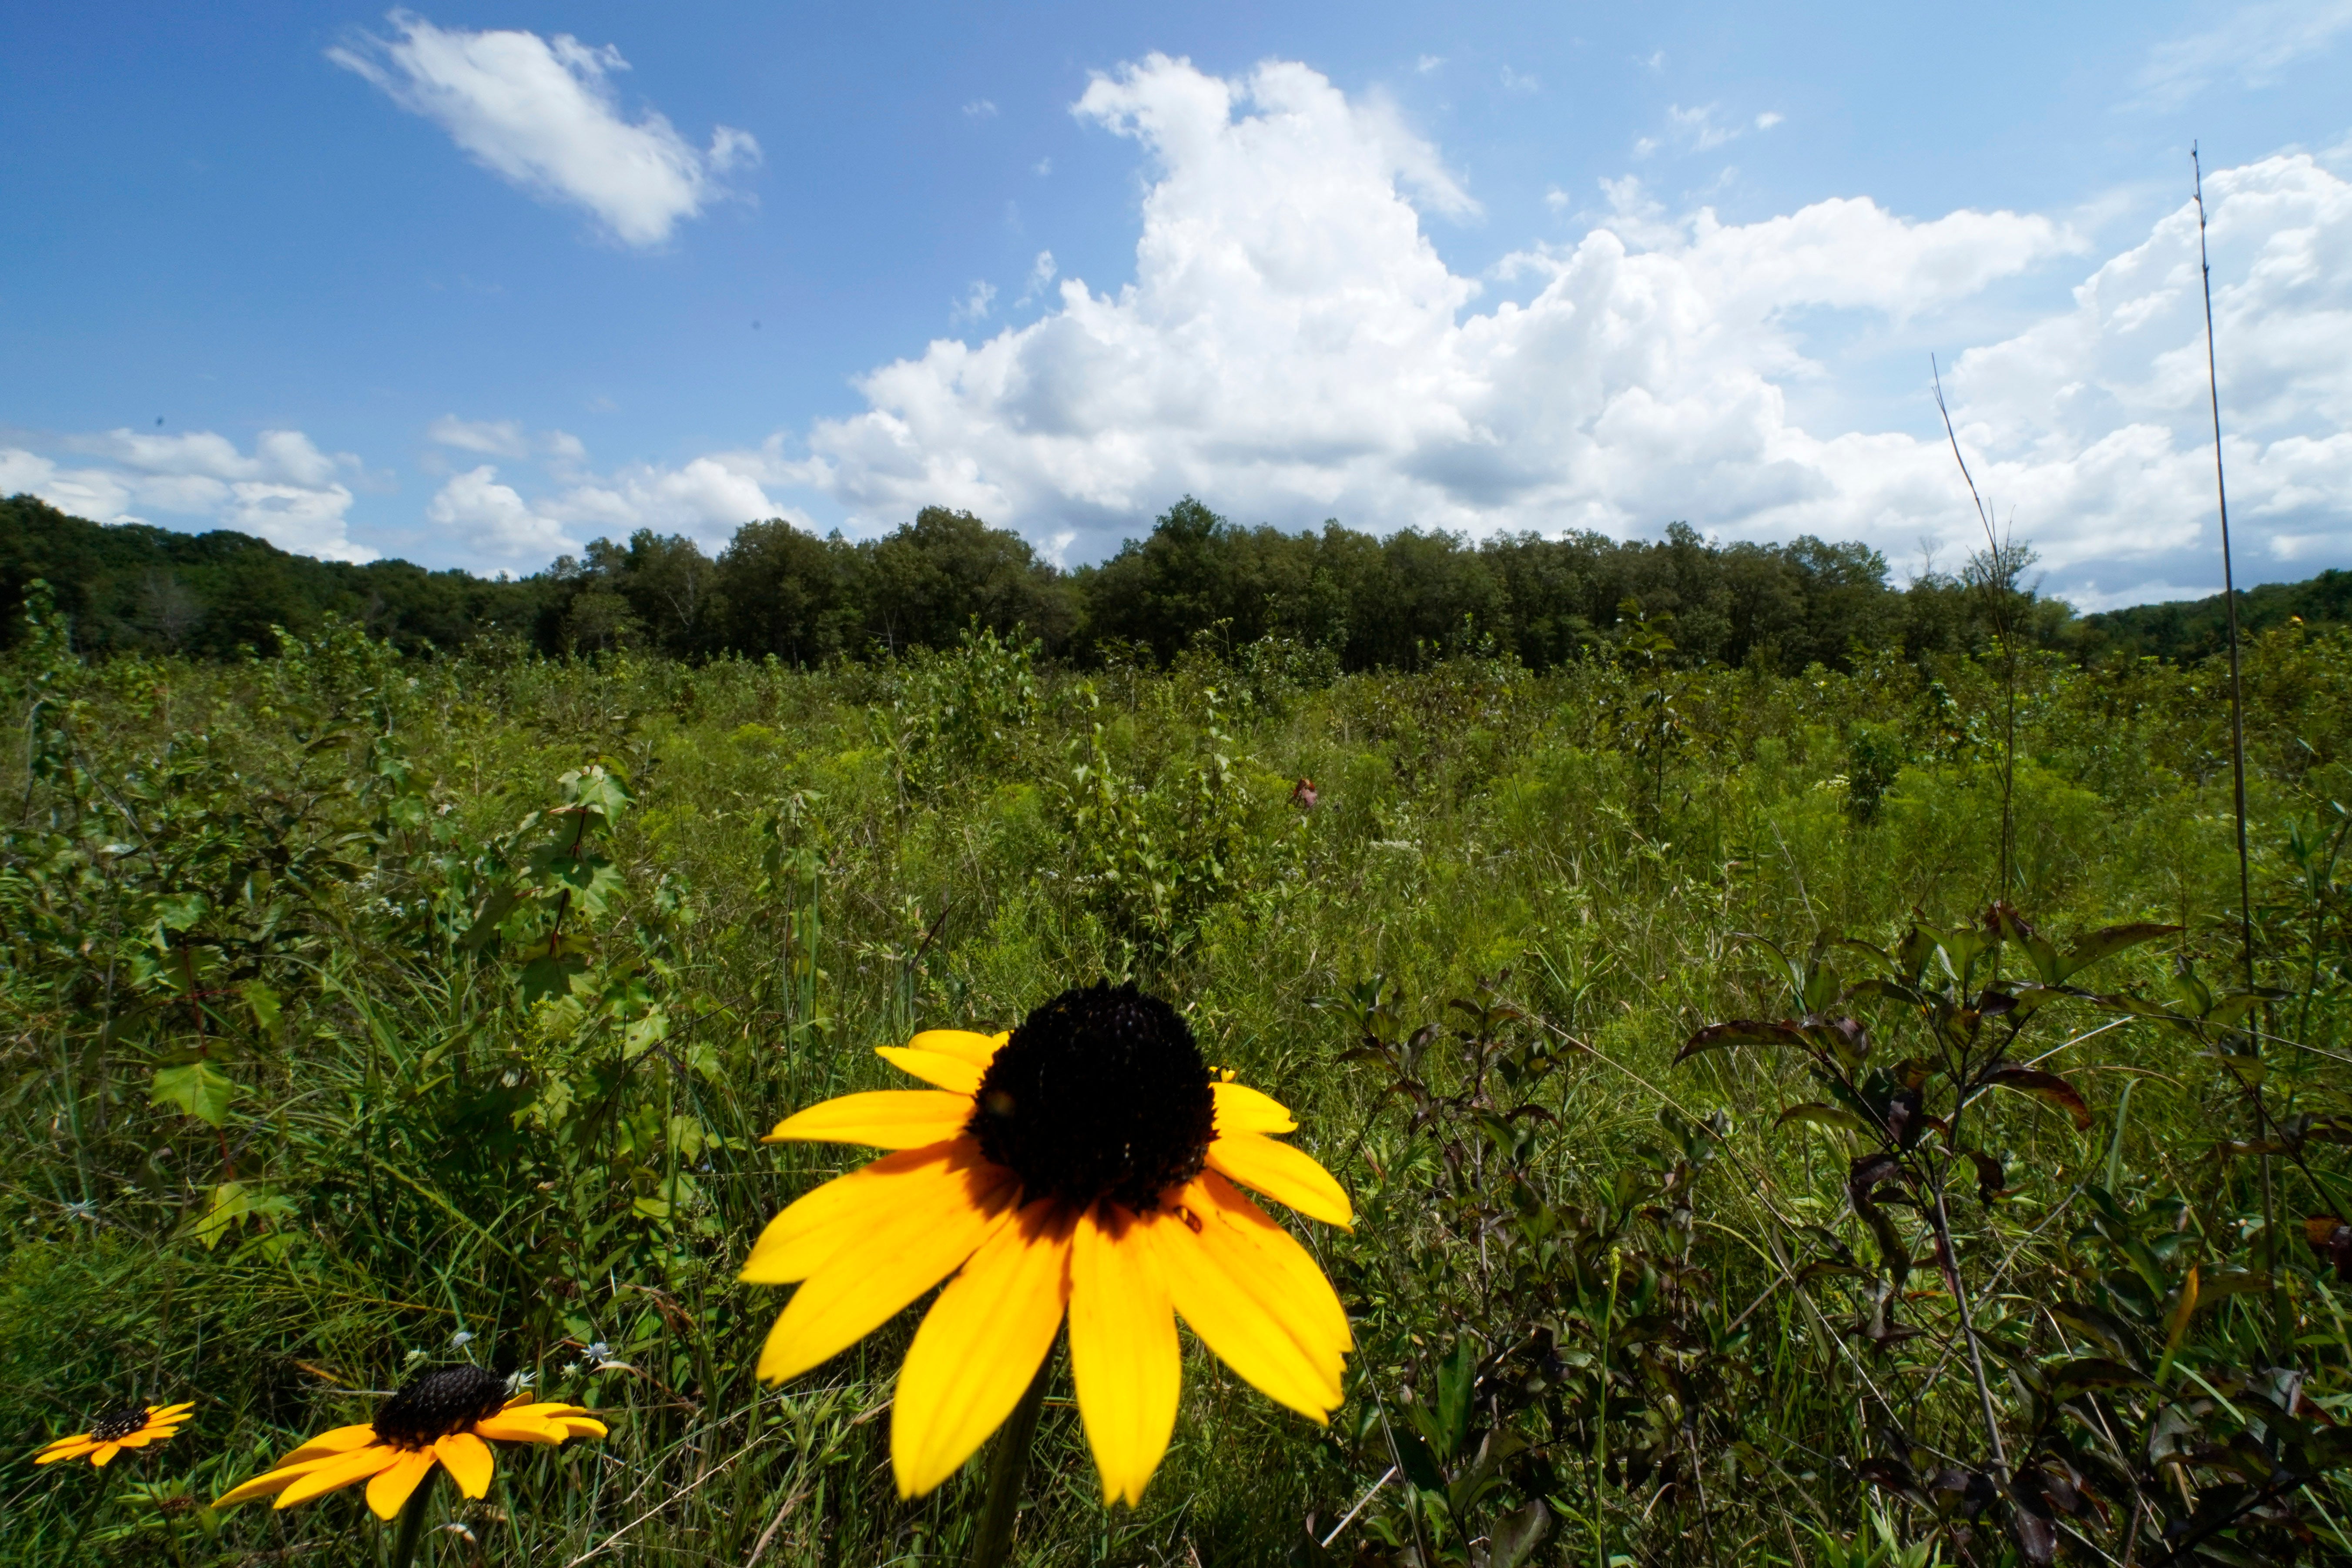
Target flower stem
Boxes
[388,1470,438,1568]
[968,1347,1055,1568]
[64,1462,119,1559]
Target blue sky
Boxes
[3,2,2348,606]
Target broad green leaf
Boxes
[241,981,281,1036]
[151,1060,240,1127]
[519,952,590,1006]
[195,1181,251,1250]
[1775,1102,1876,1137]
[1677,1020,1808,1063]
[1985,1065,2092,1130]
[2057,923,2183,983]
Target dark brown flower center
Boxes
[89,1407,147,1443]
[372,1365,506,1449]
[968,982,1215,1212]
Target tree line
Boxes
[4,489,2329,671]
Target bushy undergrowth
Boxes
[6,604,2352,1567]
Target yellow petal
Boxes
[435,1433,496,1498]
[114,1429,162,1448]
[757,1163,1020,1383]
[1196,1173,1352,1355]
[765,1089,973,1149]
[215,1458,335,1507]
[1069,1204,1181,1506]
[35,1439,96,1464]
[905,1029,1008,1069]
[874,1047,986,1096]
[366,1447,439,1521]
[891,1200,1073,1498]
[90,1443,121,1467]
[1205,1131,1353,1228]
[473,1416,564,1445]
[1149,1178,1348,1422]
[276,1445,401,1508]
[1212,1080,1297,1135]
[278,1424,385,1467]
[556,1416,609,1439]
[740,1139,1005,1286]
[149,1402,197,1419]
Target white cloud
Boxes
[759,56,2351,603]
[963,98,998,119]
[1017,250,1058,306]
[419,435,793,563]
[427,466,580,559]
[1499,67,1540,94]
[427,414,529,456]
[1755,111,1784,131]
[1034,157,1053,177]
[329,12,759,247]
[1415,55,1445,74]
[2136,0,2352,107]
[1,428,372,560]
[952,280,998,322]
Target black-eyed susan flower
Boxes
[34,1402,193,1468]
[741,981,1353,1505]
[214,1366,605,1520]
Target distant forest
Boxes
[5,490,2342,671]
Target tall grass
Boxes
[5,612,2350,1565]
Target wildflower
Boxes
[215,1366,605,1520]
[34,1403,193,1468]
[448,1331,476,1350]
[742,981,1352,1504]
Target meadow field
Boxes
[7,601,2352,1566]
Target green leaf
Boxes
[459,887,521,952]
[1775,1102,1877,1137]
[195,1181,251,1250]
[2056,923,2183,983]
[519,952,590,1006]
[623,1008,672,1062]
[241,981,282,1036]
[1677,1020,1808,1063]
[1435,1337,1478,1462]
[1984,1065,2092,1130]
[151,892,208,933]
[151,1061,240,1127]
[2041,1357,2151,1403]
[1388,1422,1448,1495]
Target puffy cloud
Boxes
[420,434,791,563]
[771,55,2350,604]
[0,428,372,560]
[330,12,759,247]
[426,466,580,559]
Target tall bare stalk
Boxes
[2194,144,2288,1367]
[1932,358,2021,902]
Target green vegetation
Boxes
[6,580,2352,1565]
[22,489,2337,673]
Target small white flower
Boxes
[449,1330,476,1349]
[504,1369,535,1395]
[584,1340,610,1360]
[404,1347,428,1363]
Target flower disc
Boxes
[372,1366,506,1449]
[970,982,1214,1212]
[88,1407,148,1443]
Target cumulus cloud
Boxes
[330,11,759,247]
[0,428,372,560]
[419,434,791,563]
[761,55,2351,605]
